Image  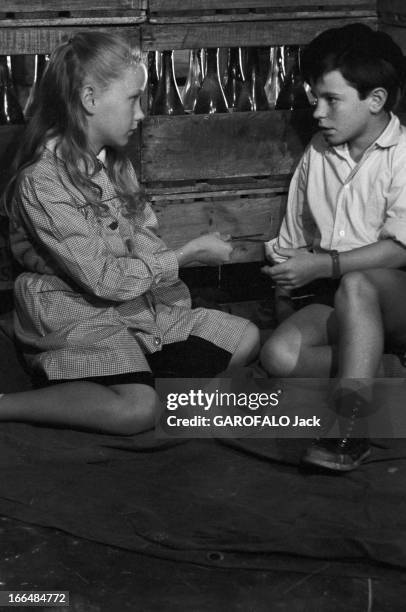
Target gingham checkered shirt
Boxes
[9,145,247,379]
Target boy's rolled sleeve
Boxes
[380,156,406,247]
[264,154,311,263]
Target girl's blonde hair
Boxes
[7,31,146,216]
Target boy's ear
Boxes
[368,87,388,113]
[80,84,96,113]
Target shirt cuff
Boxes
[154,249,179,284]
[264,238,289,264]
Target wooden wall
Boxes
[0,0,396,281]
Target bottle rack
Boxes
[0,0,387,279]
[140,1,377,261]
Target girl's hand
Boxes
[261,247,330,289]
[176,232,233,266]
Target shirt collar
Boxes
[331,112,401,158]
[96,148,107,167]
[374,112,401,148]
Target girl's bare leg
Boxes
[0,382,160,435]
[229,322,261,368]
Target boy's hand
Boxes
[262,247,330,289]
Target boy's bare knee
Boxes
[335,271,378,309]
[260,334,298,376]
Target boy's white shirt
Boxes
[265,113,406,263]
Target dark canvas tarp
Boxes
[0,421,405,572]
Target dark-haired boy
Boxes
[261,23,406,471]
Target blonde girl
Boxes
[1,32,259,435]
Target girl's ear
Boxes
[80,84,96,113]
[369,87,388,114]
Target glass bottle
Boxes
[224,47,245,112]
[150,50,184,115]
[200,48,207,78]
[194,48,228,114]
[237,47,268,112]
[0,55,25,125]
[24,54,49,120]
[275,46,310,110]
[264,46,282,109]
[147,50,160,113]
[182,49,203,113]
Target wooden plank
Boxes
[141,110,316,184]
[149,0,376,13]
[141,17,377,50]
[0,16,145,28]
[148,1,376,24]
[378,0,406,27]
[149,12,376,25]
[146,179,290,197]
[152,192,286,264]
[1,1,145,12]
[0,26,140,54]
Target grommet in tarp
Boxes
[206,551,224,562]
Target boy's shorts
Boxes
[291,279,341,309]
[32,336,232,389]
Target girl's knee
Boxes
[111,385,161,435]
[231,322,261,366]
[244,322,261,353]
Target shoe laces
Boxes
[339,403,360,447]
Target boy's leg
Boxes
[335,269,406,378]
[0,382,160,435]
[260,303,338,377]
[303,268,406,471]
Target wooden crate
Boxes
[140,110,316,186]
[148,0,377,23]
[0,25,141,55]
[0,2,144,55]
[0,1,146,22]
[151,188,287,264]
[141,16,377,50]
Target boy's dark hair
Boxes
[301,23,405,111]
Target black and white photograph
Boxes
[1,1,406,610]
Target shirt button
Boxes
[153,337,161,347]
[339,230,345,237]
